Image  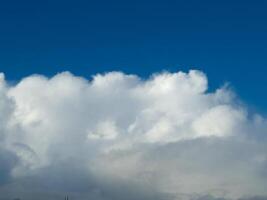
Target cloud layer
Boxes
[0,70,267,200]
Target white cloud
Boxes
[192,105,246,138]
[0,70,266,199]
[87,120,120,140]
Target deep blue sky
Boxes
[0,0,266,112]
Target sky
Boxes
[0,0,266,112]
[0,1,267,200]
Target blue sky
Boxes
[0,0,266,112]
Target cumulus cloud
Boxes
[0,70,266,199]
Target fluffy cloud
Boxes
[0,70,266,200]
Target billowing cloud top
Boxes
[0,70,267,200]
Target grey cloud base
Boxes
[0,71,267,200]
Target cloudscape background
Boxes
[0,0,267,199]
[0,70,267,200]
